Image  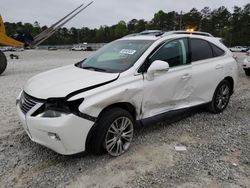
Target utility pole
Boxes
[77,30,80,44]
[173,12,176,31]
[179,11,182,30]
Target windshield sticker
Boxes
[120,49,136,55]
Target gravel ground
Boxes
[0,50,249,188]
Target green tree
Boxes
[114,21,128,39]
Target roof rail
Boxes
[165,30,213,37]
[123,30,214,38]
[124,30,164,38]
[139,30,164,36]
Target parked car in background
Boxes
[71,43,88,51]
[229,46,248,52]
[16,31,238,157]
[242,57,250,76]
[246,49,250,56]
[0,46,14,52]
[71,45,86,51]
[0,46,8,52]
[48,46,58,51]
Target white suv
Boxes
[16,31,238,156]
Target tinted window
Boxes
[210,43,225,57]
[149,38,189,67]
[190,38,213,62]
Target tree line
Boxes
[4,3,250,47]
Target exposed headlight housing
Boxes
[33,98,84,118]
[36,109,68,118]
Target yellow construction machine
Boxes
[0,1,93,75]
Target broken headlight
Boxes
[33,98,84,118]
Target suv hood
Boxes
[24,65,119,99]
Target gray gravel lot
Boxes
[0,50,249,188]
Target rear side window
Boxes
[190,38,213,62]
[210,43,225,57]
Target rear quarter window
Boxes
[210,43,225,57]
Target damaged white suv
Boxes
[16,31,238,156]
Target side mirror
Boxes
[147,60,170,80]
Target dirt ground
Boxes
[0,50,249,188]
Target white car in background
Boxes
[246,49,250,56]
[242,56,250,76]
[0,46,13,52]
[71,43,88,51]
[16,31,238,156]
[229,46,248,52]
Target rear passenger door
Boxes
[189,38,225,106]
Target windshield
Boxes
[76,40,153,73]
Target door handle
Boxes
[215,64,223,70]
[181,74,192,80]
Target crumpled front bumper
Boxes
[16,102,94,155]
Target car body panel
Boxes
[142,64,193,118]
[190,56,231,105]
[17,101,93,155]
[24,65,119,99]
[72,73,144,120]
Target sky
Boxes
[0,0,249,29]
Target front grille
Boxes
[19,92,40,115]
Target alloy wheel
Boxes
[105,116,133,156]
[215,83,230,110]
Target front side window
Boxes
[76,40,153,73]
[149,38,189,68]
[190,38,213,62]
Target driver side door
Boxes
[141,38,194,119]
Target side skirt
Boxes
[137,103,209,126]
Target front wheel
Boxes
[0,51,7,75]
[208,80,231,114]
[244,69,250,76]
[90,108,134,157]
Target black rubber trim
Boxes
[78,112,97,122]
[66,74,120,99]
[138,103,209,126]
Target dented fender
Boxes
[69,74,144,120]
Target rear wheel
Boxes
[0,51,7,75]
[90,108,134,156]
[208,80,231,114]
[244,69,250,76]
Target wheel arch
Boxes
[224,76,234,95]
[85,102,137,152]
[98,102,137,120]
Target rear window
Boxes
[190,38,213,62]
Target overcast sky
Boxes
[0,0,249,29]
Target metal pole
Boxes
[33,1,94,46]
[34,3,84,41]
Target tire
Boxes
[244,69,250,76]
[0,51,7,75]
[90,108,134,156]
[208,80,231,114]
